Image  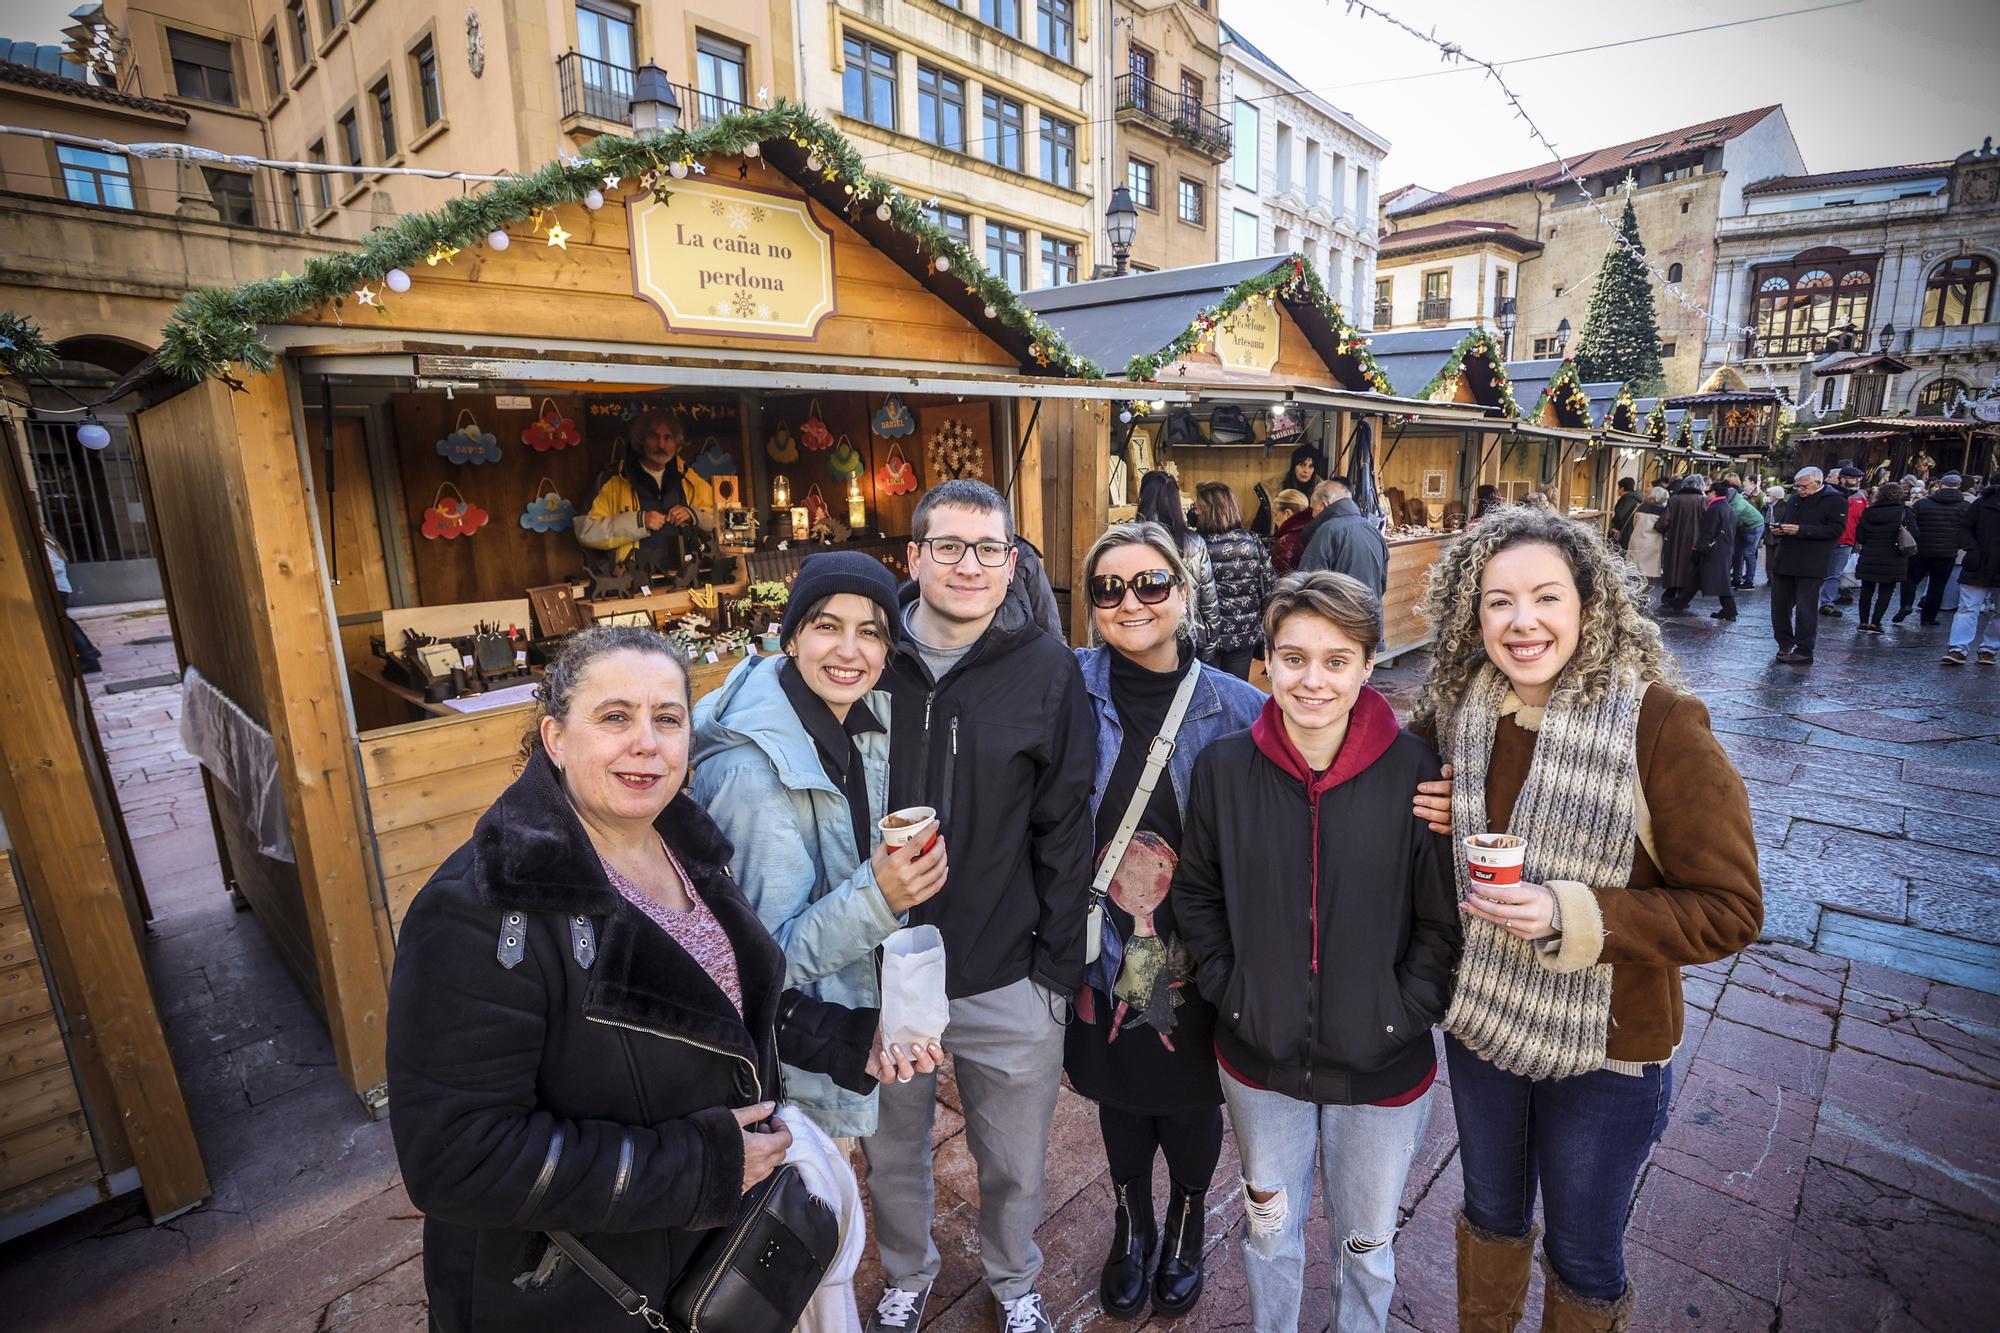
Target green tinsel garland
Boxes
[1605,385,1637,433]
[0,312,58,378]
[1644,401,1668,442]
[1532,359,1594,428]
[1414,330,1521,417]
[1120,255,1392,393]
[1672,416,1694,448]
[155,101,1100,382]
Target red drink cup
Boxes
[1465,833,1526,888]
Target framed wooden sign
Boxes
[627,179,837,340]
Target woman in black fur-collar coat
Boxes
[387,628,910,1333]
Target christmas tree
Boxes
[1572,190,1664,392]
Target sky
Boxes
[1228,0,2000,193]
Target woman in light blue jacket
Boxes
[692,553,947,1140]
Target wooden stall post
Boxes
[1061,400,1110,646]
[0,428,209,1220]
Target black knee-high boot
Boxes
[1151,1179,1207,1316]
[1099,1177,1156,1320]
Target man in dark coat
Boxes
[1298,478,1388,599]
[1610,477,1641,550]
[1766,467,1853,664]
[1907,473,1969,625]
[1944,480,2000,665]
[1695,487,1738,621]
[1654,477,1708,613]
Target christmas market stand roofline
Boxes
[1501,356,1602,432]
[116,100,1106,397]
[1366,326,1523,418]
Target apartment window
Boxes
[1553,285,1565,299]
[1922,255,1995,327]
[412,36,443,126]
[980,0,1021,39]
[1919,376,1968,412]
[577,1,637,73]
[1494,266,1510,312]
[1354,165,1371,217]
[1232,101,1259,189]
[1663,162,1705,182]
[261,30,284,101]
[1304,138,1320,203]
[985,221,1027,291]
[1421,269,1451,321]
[287,1,311,65]
[202,168,256,226]
[1751,258,1878,354]
[1041,236,1078,287]
[286,170,306,228]
[1374,276,1392,323]
[1659,341,1677,358]
[1127,157,1155,209]
[1273,225,1290,254]
[1666,262,1683,284]
[168,29,237,105]
[1532,337,1552,357]
[1180,71,1203,118]
[1679,200,1690,214]
[56,145,134,208]
[1040,115,1075,189]
[1329,150,1347,213]
[1232,208,1258,260]
[694,32,748,125]
[338,109,363,190]
[322,0,344,28]
[982,92,1024,171]
[372,78,397,157]
[917,65,965,152]
[1037,0,1073,63]
[1352,255,1366,314]
[842,36,897,130]
[1129,43,1154,83]
[1178,177,1204,226]
[308,139,333,212]
[1274,123,1292,191]
[923,205,970,246]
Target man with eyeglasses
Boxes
[864,479,1093,1333]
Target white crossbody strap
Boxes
[1091,661,1203,901]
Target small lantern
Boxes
[629,63,681,133]
[771,473,791,508]
[847,476,866,530]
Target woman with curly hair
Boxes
[1408,508,1761,1333]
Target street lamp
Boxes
[1555,317,1572,358]
[629,62,680,133]
[1495,297,1518,360]
[1105,185,1138,277]
[1877,322,1896,354]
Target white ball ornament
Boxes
[78,420,111,449]
[935,255,951,272]
[487,229,510,251]
[744,141,761,158]
[670,161,689,179]
[584,189,605,210]
[876,202,892,221]
[384,268,412,293]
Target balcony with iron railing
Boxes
[1419,297,1452,323]
[556,52,748,130]
[1374,300,1393,325]
[1740,330,1829,358]
[1113,73,1232,161]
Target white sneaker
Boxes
[867,1283,930,1331]
[1000,1292,1054,1333]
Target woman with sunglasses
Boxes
[1066,521,1266,1321]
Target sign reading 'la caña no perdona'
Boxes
[628,178,837,340]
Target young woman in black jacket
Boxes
[1192,481,1274,679]
[1852,483,1918,633]
[1175,572,1461,1332]
[387,628,927,1333]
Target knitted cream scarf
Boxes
[1441,663,1642,1080]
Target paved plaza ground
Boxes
[0,586,1995,1331]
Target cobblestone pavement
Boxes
[0,587,1993,1332]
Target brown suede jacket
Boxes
[1423,686,1763,1064]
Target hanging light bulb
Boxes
[670,160,689,179]
[807,151,824,171]
[77,415,110,449]
[983,304,998,319]
[743,140,760,158]
[384,268,412,293]
[876,202,892,221]
[583,189,605,210]
[935,255,951,272]
[487,229,510,250]
[1118,408,1133,424]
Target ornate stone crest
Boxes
[465,7,485,78]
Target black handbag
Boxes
[1208,404,1254,444]
[1162,408,1205,445]
[549,1161,838,1332]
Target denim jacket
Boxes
[691,653,896,1137]
[1075,646,1268,825]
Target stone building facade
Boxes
[1369,219,1540,348]
[1104,0,1229,274]
[1216,20,1387,322]
[1380,105,1806,395]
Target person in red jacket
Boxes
[1818,466,1867,616]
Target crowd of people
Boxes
[384,470,1781,1333]
[1608,465,2000,667]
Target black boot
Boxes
[1151,1180,1207,1317]
[1099,1178,1155,1320]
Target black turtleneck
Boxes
[1095,644,1192,852]
[778,658,884,857]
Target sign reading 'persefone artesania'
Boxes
[1210,299,1281,374]
[628,178,836,340]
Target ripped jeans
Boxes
[1220,1068,1432,1333]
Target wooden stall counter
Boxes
[1383,530,1460,662]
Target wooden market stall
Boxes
[1018,256,1486,651]
[0,372,207,1235]
[118,106,1117,1101]
[1496,356,1610,527]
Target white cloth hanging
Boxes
[177,666,295,862]
[780,1104,865,1333]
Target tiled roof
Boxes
[0,57,188,120]
[1742,162,1952,196]
[1378,219,1543,258]
[1393,106,1781,215]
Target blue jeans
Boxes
[1731,523,1763,584]
[1444,1035,1671,1303]
[1221,1069,1432,1333]
[1819,544,1855,606]
[1950,583,2000,654]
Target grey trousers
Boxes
[862,976,1067,1302]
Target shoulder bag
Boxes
[1085,661,1202,967]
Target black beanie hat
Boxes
[779,550,904,647]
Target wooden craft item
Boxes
[422,482,490,539]
[522,399,581,451]
[827,434,863,478]
[876,441,918,494]
[436,408,502,465]
[528,583,584,637]
[799,398,833,451]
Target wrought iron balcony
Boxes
[1741,330,1826,358]
[1374,300,1393,325]
[1114,73,1232,161]
[556,52,747,129]
[1419,297,1452,322]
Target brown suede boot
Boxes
[1538,1256,1634,1333]
[1455,1210,1536,1332]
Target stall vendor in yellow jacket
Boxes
[574,409,716,568]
